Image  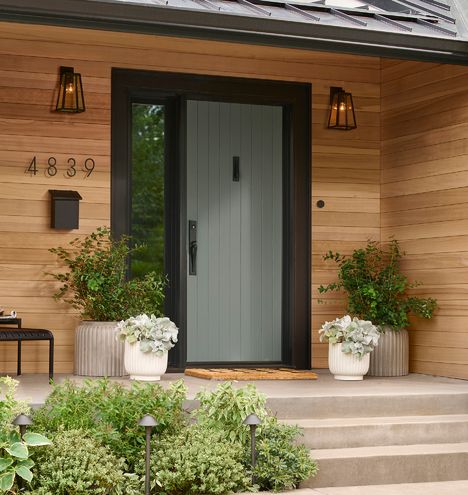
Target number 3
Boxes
[67,158,77,177]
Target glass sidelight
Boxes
[130,103,166,278]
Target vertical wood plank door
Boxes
[187,100,283,363]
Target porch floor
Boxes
[6,370,468,405]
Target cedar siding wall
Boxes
[0,21,380,373]
[381,60,468,380]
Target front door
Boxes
[186,100,283,364]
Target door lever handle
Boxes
[189,220,197,275]
[189,240,197,275]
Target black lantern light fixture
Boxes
[243,413,262,482]
[12,414,33,439]
[55,66,85,113]
[139,414,158,495]
[327,87,356,130]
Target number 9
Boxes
[84,158,95,177]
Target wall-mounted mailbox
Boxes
[49,190,82,230]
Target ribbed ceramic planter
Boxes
[328,343,370,381]
[75,321,126,377]
[124,341,168,381]
[368,326,409,377]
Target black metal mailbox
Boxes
[49,190,82,229]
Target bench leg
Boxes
[17,339,22,376]
[49,337,54,381]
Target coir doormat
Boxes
[184,368,318,380]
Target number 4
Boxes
[27,157,38,176]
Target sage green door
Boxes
[186,100,283,363]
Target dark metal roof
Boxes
[109,0,467,39]
[0,0,468,63]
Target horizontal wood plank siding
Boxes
[0,20,379,372]
[381,59,468,380]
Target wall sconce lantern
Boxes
[327,87,356,130]
[55,66,85,113]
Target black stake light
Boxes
[12,414,33,439]
[55,66,85,113]
[243,413,262,482]
[327,86,357,130]
[139,414,158,495]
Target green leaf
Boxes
[8,431,20,444]
[23,432,52,446]
[5,442,28,459]
[0,459,13,473]
[0,471,14,491]
[15,465,33,482]
[17,459,34,469]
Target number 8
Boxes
[47,157,57,176]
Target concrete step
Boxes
[241,480,468,494]
[266,393,468,419]
[286,414,468,449]
[306,443,468,488]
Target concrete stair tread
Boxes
[239,480,468,494]
[286,414,468,427]
[311,442,468,459]
[314,480,468,494]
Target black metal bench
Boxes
[0,318,54,380]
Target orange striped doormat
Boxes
[184,368,318,380]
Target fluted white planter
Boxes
[124,341,168,381]
[75,321,126,377]
[328,343,370,381]
[368,326,409,377]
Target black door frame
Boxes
[111,68,311,370]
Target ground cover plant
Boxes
[1,378,317,494]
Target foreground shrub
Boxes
[194,382,317,492]
[0,378,51,493]
[32,379,187,468]
[0,377,29,429]
[254,420,318,491]
[194,382,268,443]
[148,425,251,494]
[25,429,139,495]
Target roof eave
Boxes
[0,0,468,64]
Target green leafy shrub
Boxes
[194,382,317,491]
[318,239,437,329]
[194,382,268,443]
[254,420,317,492]
[48,227,166,321]
[147,425,251,495]
[0,377,29,429]
[25,429,138,495]
[0,377,50,493]
[0,430,51,493]
[32,379,187,469]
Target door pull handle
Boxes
[189,220,197,275]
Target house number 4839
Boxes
[26,156,95,178]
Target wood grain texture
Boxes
[0,20,381,372]
[381,58,468,380]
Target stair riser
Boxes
[267,394,468,419]
[305,452,468,488]
[300,422,468,449]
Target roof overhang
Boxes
[0,0,467,64]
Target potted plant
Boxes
[319,315,380,380]
[117,313,178,380]
[318,240,437,376]
[49,227,166,377]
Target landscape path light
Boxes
[243,413,262,483]
[12,413,33,439]
[139,414,158,495]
